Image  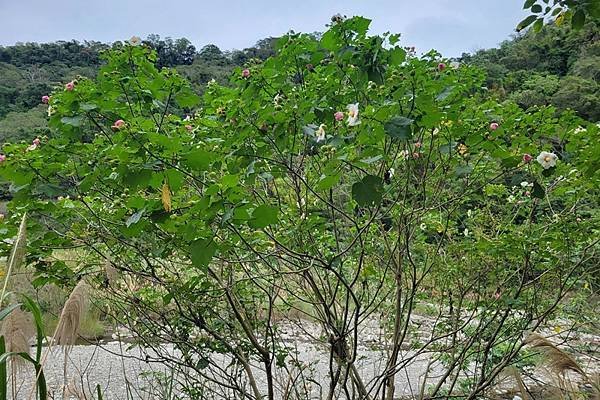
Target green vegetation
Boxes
[519,0,600,32]
[0,15,598,399]
[1,21,598,153]
[462,21,600,121]
[0,35,276,148]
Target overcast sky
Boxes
[0,0,528,57]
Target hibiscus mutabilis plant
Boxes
[1,16,599,399]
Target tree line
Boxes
[0,22,598,145]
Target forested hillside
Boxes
[462,21,600,121]
[0,22,598,145]
[0,35,276,143]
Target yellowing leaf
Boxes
[554,326,562,333]
[161,182,172,212]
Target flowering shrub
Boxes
[0,16,599,399]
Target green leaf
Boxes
[523,0,536,9]
[175,87,201,108]
[517,15,538,31]
[532,181,545,198]
[571,9,585,30]
[249,205,279,229]
[316,174,341,191]
[531,4,543,13]
[189,238,217,268]
[360,155,383,164]
[197,357,210,369]
[21,295,45,362]
[500,156,521,168]
[388,47,406,66]
[542,166,556,177]
[436,86,455,101]
[533,18,544,32]
[348,16,372,36]
[125,209,144,227]
[0,337,5,400]
[384,116,413,140]
[0,303,21,322]
[352,175,384,207]
[455,165,473,178]
[60,115,84,127]
[80,103,98,111]
[184,148,213,171]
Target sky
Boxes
[0,0,528,57]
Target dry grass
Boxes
[525,333,585,377]
[0,213,27,307]
[53,280,89,349]
[0,308,35,370]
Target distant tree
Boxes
[570,55,600,82]
[464,21,599,121]
[198,44,226,63]
[144,35,196,67]
[509,73,561,108]
[551,75,600,120]
[0,105,48,143]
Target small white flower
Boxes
[450,61,460,69]
[573,126,586,134]
[507,195,516,203]
[128,36,142,46]
[463,228,470,237]
[467,209,473,218]
[520,181,533,188]
[400,150,410,160]
[536,151,558,169]
[346,103,361,126]
[47,105,55,117]
[420,223,427,230]
[315,124,326,142]
[207,78,217,86]
[273,93,283,105]
[388,168,395,178]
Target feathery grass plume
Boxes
[104,260,119,287]
[0,213,27,308]
[53,280,88,349]
[0,308,35,370]
[161,182,172,212]
[525,333,585,377]
[506,365,529,400]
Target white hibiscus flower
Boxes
[315,124,326,142]
[536,151,558,169]
[346,103,361,126]
[129,36,142,46]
